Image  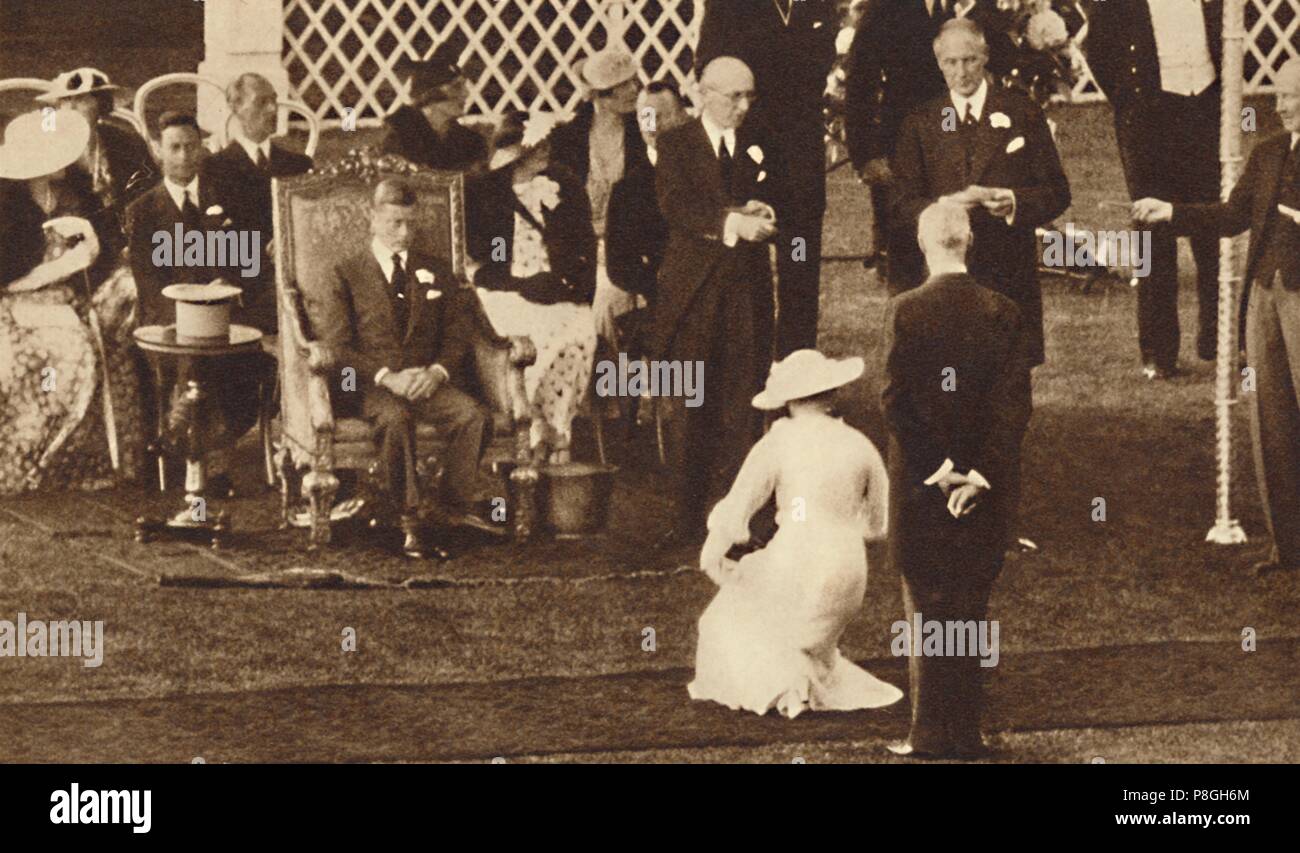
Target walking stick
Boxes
[82,269,120,472]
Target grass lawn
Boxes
[1,100,1297,761]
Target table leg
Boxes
[135,378,232,549]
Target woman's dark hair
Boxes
[785,388,839,412]
[645,79,682,102]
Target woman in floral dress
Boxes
[465,111,599,462]
[0,109,145,495]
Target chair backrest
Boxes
[274,148,467,327]
[272,149,469,448]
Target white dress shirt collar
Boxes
[234,134,272,166]
[371,238,409,284]
[700,114,737,159]
[163,176,200,213]
[950,78,989,123]
[927,260,968,278]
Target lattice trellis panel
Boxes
[282,0,1300,121]
[283,0,701,126]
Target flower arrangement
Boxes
[988,0,1090,108]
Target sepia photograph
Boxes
[0,0,1293,829]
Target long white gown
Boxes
[688,412,904,718]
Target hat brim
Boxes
[35,83,122,104]
[751,357,865,410]
[162,283,243,304]
[0,111,91,180]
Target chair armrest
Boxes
[307,373,335,433]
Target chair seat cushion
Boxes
[334,411,512,442]
[333,417,441,443]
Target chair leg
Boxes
[276,444,300,530]
[592,403,607,466]
[260,374,278,486]
[303,469,339,548]
[654,403,667,466]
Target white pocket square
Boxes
[1005,136,1025,154]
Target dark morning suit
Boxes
[1086,0,1224,365]
[464,163,597,304]
[695,0,837,356]
[380,105,489,174]
[549,102,666,302]
[653,116,784,531]
[890,82,1071,366]
[124,179,266,445]
[307,248,487,513]
[881,272,1032,752]
[845,0,1015,269]
[203,140,314,333]
[1171,132,1300,569]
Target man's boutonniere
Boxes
[989,112,1012,129]
[747,145,764,164]
[204,205,233,226]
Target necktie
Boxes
[391,253,410,334]
[718,136,734,192]
[959,103,978,173]
[180,189,200,230]
[255,147,269,172]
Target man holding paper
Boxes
[1133,58,1300,575]
[889,17,1071,368]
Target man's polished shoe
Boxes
[886,741,948,760]
[950,737,994,759]
[400,517,449,561]
[446,501,507,537]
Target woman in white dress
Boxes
[689,349,904,718]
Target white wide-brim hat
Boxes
[0,109,91,180]
[752,349,865,410]
[578,48,638,91]
[37,67,123,103]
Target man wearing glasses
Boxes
[650,57,785,545]
[695,0,838,357]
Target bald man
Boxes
[652,56,786,543]
[1134,57,1300,576]
[881,202,1033,758]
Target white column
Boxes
[197,0,291,133]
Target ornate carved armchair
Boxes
[272,150,538,547]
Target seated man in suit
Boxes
[204,72,315,332]
[306,179,498,559]
[125,111,269,481]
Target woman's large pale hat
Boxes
[37,67,123,103]
[752,349,865,410]
[577,48,638,91]
[0,109,91,180]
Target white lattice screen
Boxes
[282,0,701,126]
[281,0,1300,123]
